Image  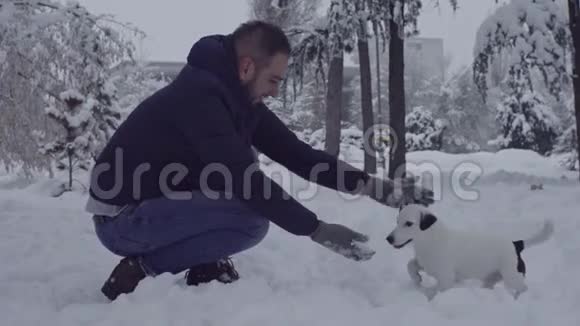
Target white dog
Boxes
[386,204,554,300]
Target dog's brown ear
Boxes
[420,213,437,231]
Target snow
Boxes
[1,150,579,325]
[66,99,95,129]
[0,1,16,23]
[60,89,85,103]
[31,11,67,30]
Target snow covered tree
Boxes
[385,0,458,178]
[322,0,358,157]
[286,0,357,158]
[250,0,322,111]
[473,0,569,101]
[387,0,426,177]
[405,106,446,152]
[490,74,561,155]
[249,0,321,30]
[355,0,376,173]
[38,90,98,192]
[0,0,141,181]
[436,66,496,153]
[474,0,572,158]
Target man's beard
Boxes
[243,77,261,105]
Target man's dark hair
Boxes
[232,20,291,66]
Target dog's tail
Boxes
[520,220,554,249]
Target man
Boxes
[87,21,433,301]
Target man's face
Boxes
[239,52,288,105]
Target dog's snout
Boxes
[386,235,394,244]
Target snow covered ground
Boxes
[1,149,580,326]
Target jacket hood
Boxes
[184,34,257,138]
[186,34,243,98]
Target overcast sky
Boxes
[78,0,503,73]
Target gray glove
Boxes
[310,221,375,261]
[362,175,434,208]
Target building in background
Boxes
[404,37,445,82]
[360,36,446,82]
[144,61,185,80]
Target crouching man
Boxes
[86,20,434,301]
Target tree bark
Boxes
[325,54,344,157]
[68,149,73,191]
[374,23,386,170]
[388,1,407,179]
[568,0,580,181]
[358,37,377,174]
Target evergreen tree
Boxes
[38,90,98,192]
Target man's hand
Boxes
[310,221,375,261]
[363,175,434,208]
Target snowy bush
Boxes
[340,125,363,147]
[490,90,561,156]
[405,107,446,151]
[37,90,99,191]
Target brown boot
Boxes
[101,257,147,301]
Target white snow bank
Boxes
[332,148,578,186]
[1,149,580,325]
[1,173,579,325]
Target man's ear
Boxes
[420,213,437,231]
[238,56,255,82]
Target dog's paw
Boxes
[410,273,423,286]
[407,259,424,286]
[422,287,437,301]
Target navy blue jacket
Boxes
[89,34,370,236]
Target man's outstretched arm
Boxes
[252,104,370,194]
[252,104,434,207]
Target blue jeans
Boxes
[93,192,270,276]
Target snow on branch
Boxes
[473,0,570,100]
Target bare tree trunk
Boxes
[374,23,386,171]
[388,2,407,179]
[568,0,580,181]
[68,149,73,191]
[325,54,344,157]
[358,37,376,174]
